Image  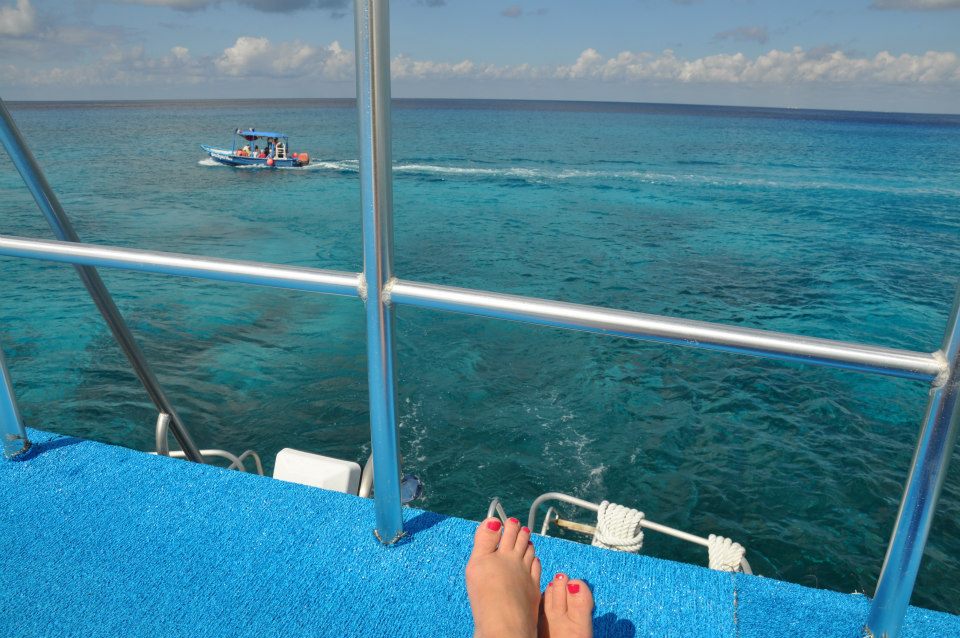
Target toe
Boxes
[470,517,503,559]
[531,556,542,587]
[523,541,535,569]
[565,579,595,624]
[544,573,568,616]
[499,517,521,553]
[515,526,532,554]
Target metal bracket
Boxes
[373,528,407,546]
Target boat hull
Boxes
[201,146,306,168]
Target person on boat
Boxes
[239,144,251,157]
[266,138,275,159]
[466,516,594,638]
[253,145,261,158]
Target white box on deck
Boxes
[273,448,361,495]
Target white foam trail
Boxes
[291,159,960,196]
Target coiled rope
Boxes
[707,534,745,572]
[592,501,644,553]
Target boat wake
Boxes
[198,155,959,196]
[302,159,959,196]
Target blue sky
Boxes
[2,0,960,112]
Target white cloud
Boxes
[115,0,350,13]
[5,40,960,96]
[117,0,211,9]
[0,0,36,36]
[388,46,960,86]
[715,26,769,45]
[871,0,960,9]
[214,36,352,78]
[550,47,960,85]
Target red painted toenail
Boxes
[554,573,564,580]
[568,583,580,594]
[486,520,502,531]
[547,582,552,588]
[508,517,519,524]
[521,526,530,533]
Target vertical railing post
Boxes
[354,0,404,543]
[0,99,204,464]
[0,346,30,459]
[866,291,960,638]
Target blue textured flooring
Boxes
[0,429,956,638]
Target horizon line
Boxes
[5,96,960,118]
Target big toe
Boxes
[470,517,503,558]
[566,579,595,623]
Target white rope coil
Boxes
[592,501,644,553]
[707,534,745,572]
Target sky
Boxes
[2,0,960,113]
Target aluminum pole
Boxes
[866,291,960,638]
[0,234,942,384]
[0,99,204,464]
[388,280,943,382]
[0,235,362,298]
[0,346,29,459]
[354,0,404,543]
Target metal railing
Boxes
[0,1,956,635]
[0,99,204,464]
[523,492,753,575]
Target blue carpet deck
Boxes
[0,429,956,637]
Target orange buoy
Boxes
[266,158,275,167]
[292,152,299,158]
[298,152,309,165]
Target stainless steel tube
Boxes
[0,100,205,463]
[866,292,960,638]
[355,0,404,543]
[1,235,942,385]
[0,236,362,297]
[389,281,942,382]
[0,346,30,459]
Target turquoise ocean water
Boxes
[1,99,959,613]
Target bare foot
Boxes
[466,517,542,638]
[539,573,594,638]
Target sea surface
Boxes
[2,98,959,614]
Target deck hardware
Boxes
[526,492,753,574]
[154,413,264,474]
[381,277,398,306]
[358,273,369,302]
[355,0,404,545]
[0,346,30,460]
[373,528,407,546]
[400,474,423,504]
[486,497,509,524]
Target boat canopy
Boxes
[235,129,288,139]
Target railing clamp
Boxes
[373,528,407,546]
[357,273,368,302]
[381,277,398,305]
[931,349,951,388]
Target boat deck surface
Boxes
[1,429,957,637]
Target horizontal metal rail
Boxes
[0,234,943,384]
[0,236,362,298]
[389,280,944,383]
